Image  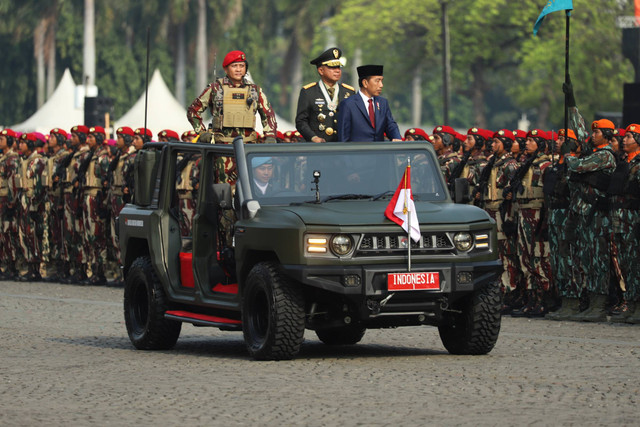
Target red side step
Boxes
[165,310,242,329]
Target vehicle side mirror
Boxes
[242,199,261,219]
[454,178,470,204]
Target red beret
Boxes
[116,126,134,137]
[134,128,152,137]
[181,130,197,140]
[158,129,180,140]
[527,129,547,139]
[493,129,515,141]
[1,128,17,138]
[614,128,626,137]
[284,131,293,138]
[71,125,89,135]
[50,128,68,139]
[433,125,456,136]
[223,50,247,68]
[455,132,466,142]
[276,131,285,140]
[467,127,494,141]
[591,119,615,130]
[558,128,577,140]
[23,133,37,141]
[512,129,527,140]
[404,128,430,140]
[89,126,105,135]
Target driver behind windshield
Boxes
[252,157,278,196]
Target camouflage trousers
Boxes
[571,209,611,296]
[517,207,552,293]
[0,196,19,265]
[110,192,125,264]
[548,209,576,298]
[62,191,85,266]
[46,194,64,263]
[178,192,196,238]
[18,194,46,264]
[486,208,523,293]
[82,193,108,269]
[613,210,640,301]
[216,156,237,249]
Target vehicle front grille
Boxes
[356,232,454,256]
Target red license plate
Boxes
[387,272,440,291]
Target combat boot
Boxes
[88,264,107,286]
[546,297,579,321]
[571,293,607,322]
[511,290,534,317]
[58,262,72,283]
[609,301,634,323]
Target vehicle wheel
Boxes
[124,256,181,350]
[316,326,366,345]
[242,262,305,360]
[438,280,502,355]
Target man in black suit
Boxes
[295,47,356,142]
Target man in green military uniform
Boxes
[187,50,277,144]
[295,47,355,142]
[565,119,616,321]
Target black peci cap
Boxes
[357,65,384,80]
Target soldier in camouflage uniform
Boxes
[431,125,461,190]
[181,130,197,143]
[477,130,519,306]
[545,129,581,320]
[187,50,277,145]
[107,126,136,286]
[121,128,149,205]
[82,126,111,286]
[16,133,47,281]
[176,145,201,240]
[61,125,92,284]
[507,130,553,317]
[454,128,491,201]
[608,124,640,322]
[0,129,21,280]
[565,119,617,321]
[43,128,71,282]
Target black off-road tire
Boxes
[316,326,366,345]
[438,280,502,355]
[124,256,181,350]
[242,262,305,360]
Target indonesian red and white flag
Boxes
[384,165,421,242]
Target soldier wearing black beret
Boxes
[295,47,355,142]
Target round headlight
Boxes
[453,232,473,251]
[330,234,353,256]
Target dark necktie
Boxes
[368,98,375,128]
[327,86,334,98]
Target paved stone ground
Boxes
[1,280,639,426]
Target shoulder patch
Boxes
[303,82,317,90]
[341,83,355,91]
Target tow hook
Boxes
[367,293,394,315]
[440,298,462,314]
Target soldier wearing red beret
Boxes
[181,130,197,142]
[431,125,461,190]
[404,128,429,141]
[158,129,180,142]
[0,129,21,279]
[187,50,277,145]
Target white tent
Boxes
[116,68,294,137]
[115,69,192,134]
[12,69,84,133]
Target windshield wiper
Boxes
[372,190,395,201]
[318,194,373,203]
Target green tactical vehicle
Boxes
[119,138,503,360]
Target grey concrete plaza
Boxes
[1,281,638,426]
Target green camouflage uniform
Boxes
[565,145,616,296]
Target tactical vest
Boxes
[64,146,90,192]
[85,154,101,188]
[112,155,127,189]
[568,147,614,192]
[21,152,42,196]
[176,160,196,192]
[0,152,7,197]
[516,155,548,208]
[213,79,257,137]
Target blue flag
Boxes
[533,0,573,36]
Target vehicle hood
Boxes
[281,200,491,226]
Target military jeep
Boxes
[119,138,503,360]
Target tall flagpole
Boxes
[563,11,571,140]
[406,157,412,272]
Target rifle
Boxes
[471,155,496,208]
[72,150,95,215]
[500,153,537,235]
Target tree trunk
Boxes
[411,64,422,126]
[175,23,186,106]
[195,0,207,94]
[46,21,56,100]
[289,47,302,125]
[471,61,486,128]
[35,19,46,108]
[83,0,95,87]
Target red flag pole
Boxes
[406,157,412,272]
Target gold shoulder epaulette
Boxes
[303,82,317,90]
[341,83,355,91]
